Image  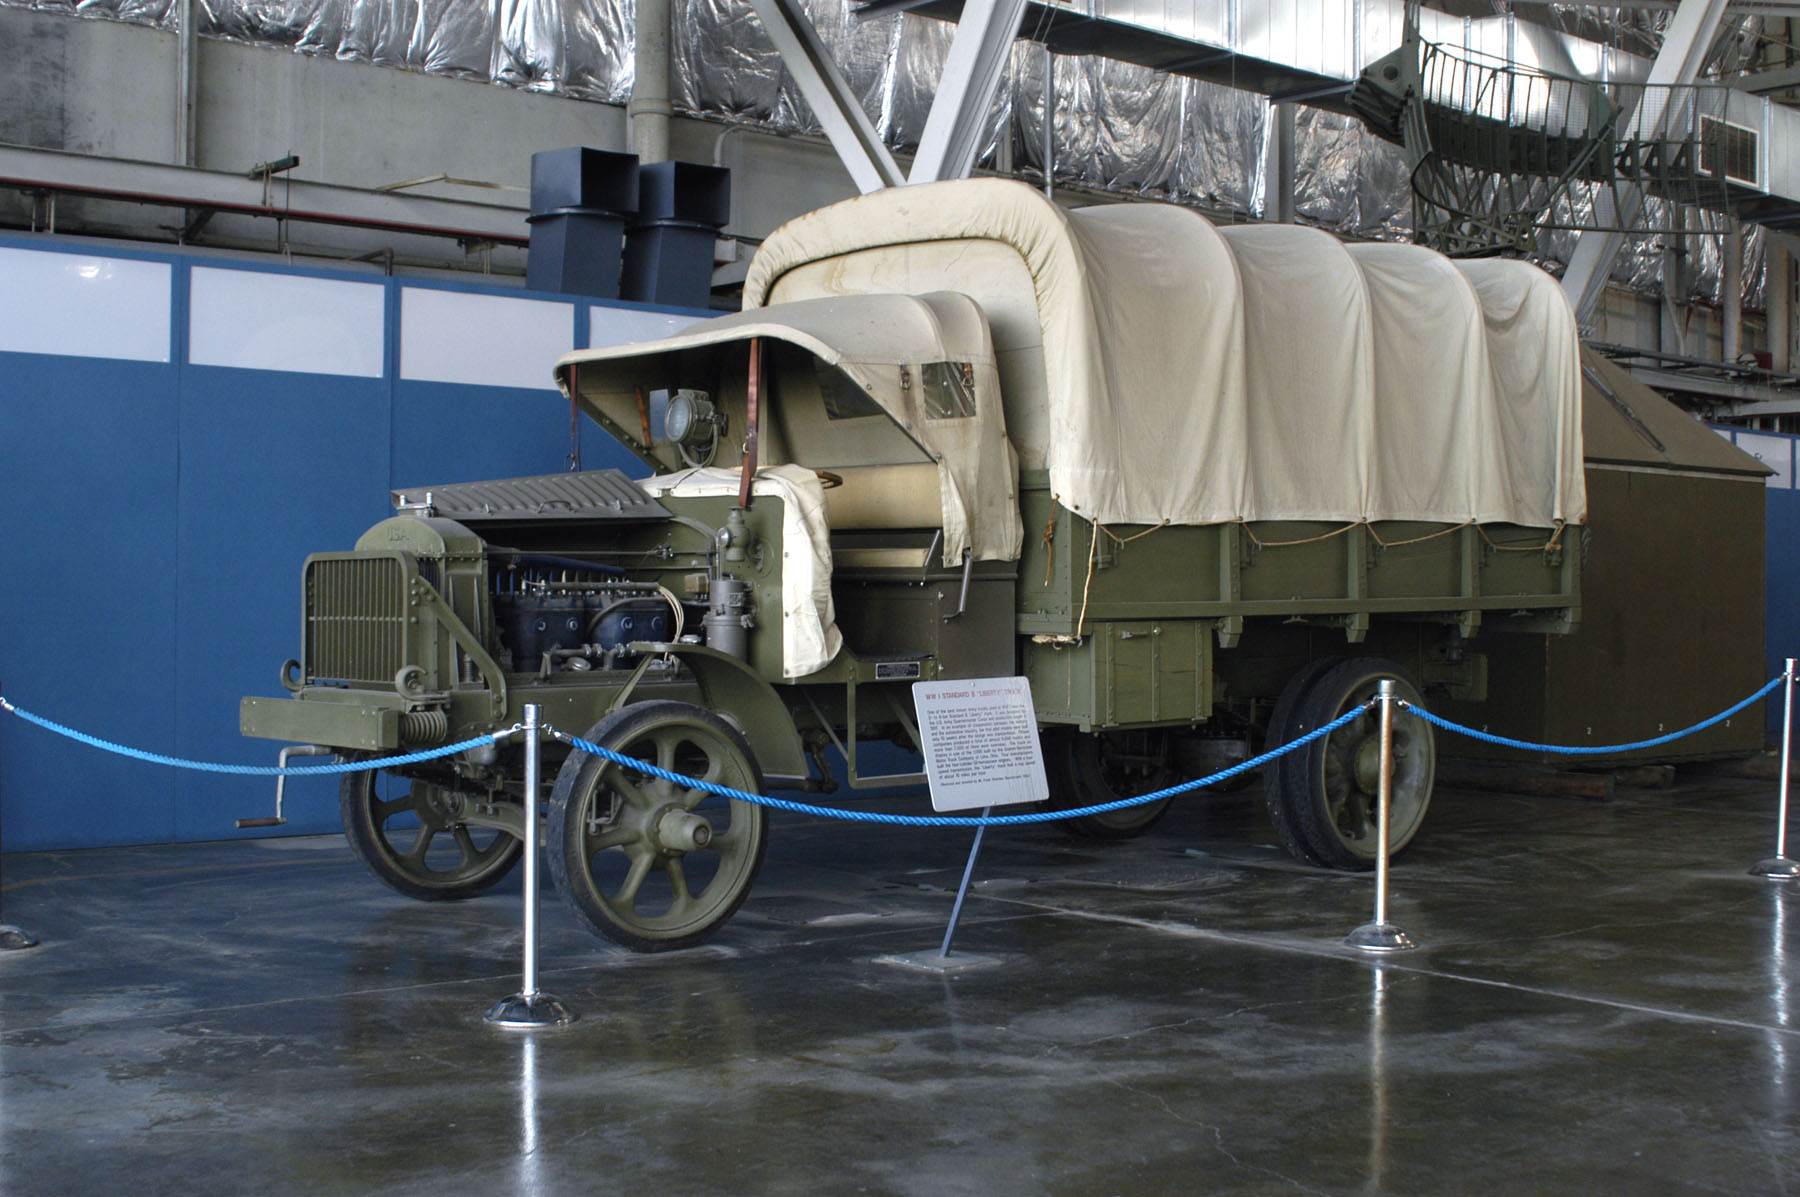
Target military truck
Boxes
[242,178,1586,951]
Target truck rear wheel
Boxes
[1261,656,1341,866]
[1043,728,1175,840]
[1272,658,1435,870]
[547,702,769,952]
[340,765,523,901]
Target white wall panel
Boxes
[400,288,573,391]
[1733,431,1795,489]
[588,305,700,349]
[0,247,171,362]
[189,267,385,377]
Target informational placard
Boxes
[912,676,1050,812]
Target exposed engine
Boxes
[491,557,685,673]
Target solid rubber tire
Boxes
[339,765,523,902]
[1288,658,1435,871]
[546,701,768,953]
[1261,655,1341,866]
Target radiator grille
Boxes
[305,557,409,685]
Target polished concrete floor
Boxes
[2,772,1798,1194]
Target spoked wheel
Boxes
[1270,658,1435,870]
[547,701,769,952]
[340,764,523,901]
[1043,727,1176,840]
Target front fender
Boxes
[620,642,807,782]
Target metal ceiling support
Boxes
[908,0,1030,183]
[1559,0,1731,329]
[1734,62,1800,94]
[746,0,905,193]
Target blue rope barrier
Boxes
[1404,674,1783,756]
[0,670,1786,824]
[557,705,1370,828]
[0,696,512,775]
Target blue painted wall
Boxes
[0,239,698,851]
[1712,427,1800,736]
[2,354,182,847]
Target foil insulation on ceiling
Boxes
[0,0,1763,305]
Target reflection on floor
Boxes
[2,773,1797,1192]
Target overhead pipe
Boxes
[0,145,530,248]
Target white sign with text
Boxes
[912,676,1050,812]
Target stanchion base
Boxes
[874,949,1007,974]
[1750,855,1800,879]
[0,925,40,951]
[1345,922,1415,953]
[484,992,577,1029]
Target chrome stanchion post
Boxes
[1753,658,1800,879]
[0,682,38,950]
[487,705,576,1028]
[1347,680,1416,952]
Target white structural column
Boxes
[908,0,1031,183]
[747,0,905,193]
[1724,215,1743,363]
[1772,233,1795,374]
[632,0,673,164]
[174,0,197,166]
[1268,101,1297,223]
[1660,205,1691,355]
[1560,0,1730,328]
[1042,42,1055,198]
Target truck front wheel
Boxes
[339,765,523,901]
[547,702,769,952]
[1268,658,1435,870]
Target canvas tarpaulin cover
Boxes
[744,178,1586,531]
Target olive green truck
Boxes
[242,178,1586,951]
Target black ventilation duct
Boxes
[525,148,639,298]
[620,161,731,309]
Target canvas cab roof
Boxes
[554,291,1023,564]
